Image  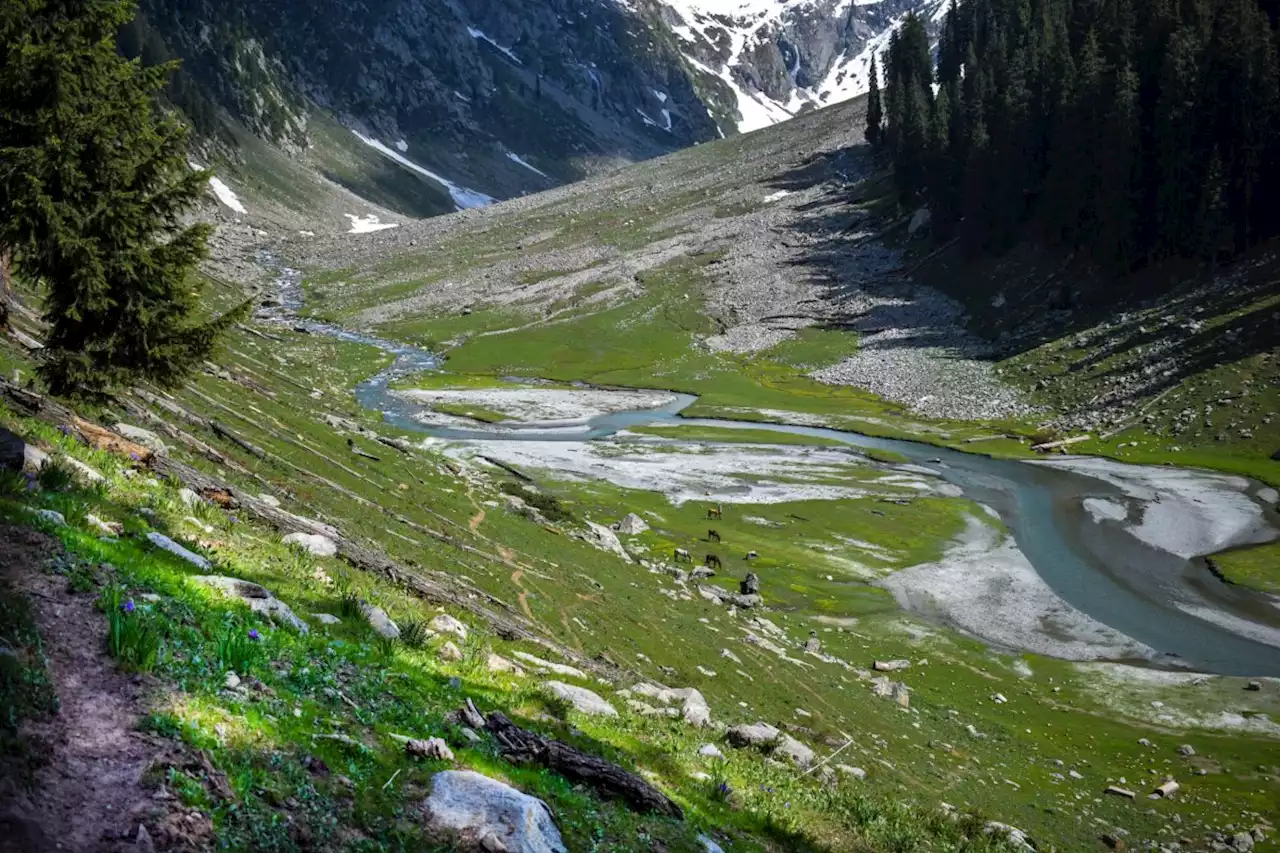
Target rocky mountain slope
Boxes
[130,0,941,221]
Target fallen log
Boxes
[210,420,267,459]
[1030,434,1091,452]
[478,455,534,483]
[484,711,682,819]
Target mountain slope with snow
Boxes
[132,0,942,222]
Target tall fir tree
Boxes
[0,0,244,397]
[865,54,884,145]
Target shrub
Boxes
[499,482,572,523]
[338,588,363,619]
[103,587,161,673]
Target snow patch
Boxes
[506,152,549,178]
[345,213,399,234]
[394,139,409,153]
[189,162,247,214]
[352,131,495,211]
[467,26,522,64]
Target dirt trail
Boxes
[468,508,485,532]
[0,526,206,853]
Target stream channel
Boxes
[266,262,1280,677]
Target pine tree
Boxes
[865,54,884,145]
[0,0,244,397]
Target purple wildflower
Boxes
[129,452,140,462]
[122,599,135,613]
[248,628,260,641]
[228,515,240,524]
[57,425,71,435]
[717,781,731,797]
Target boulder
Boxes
[543,681,618,717]
[35,509,66,526]
[438,641,464,662]
[772,734,815,768]
[629,683,711,727]
[613,513,649,535]
[258,493,282,508]
[360,602,399,639]
[697,743,724,759]
[282,532,338,558]
[486,653,524,675]
[60,456,103,484]
[0,427,46,474]
[511,651,586,679]
[311,613,342,626]
[871,677,910,708]
[837,764,867,780]
[192,575,309,633]
[177,488,200,507]
[583,522,632,563]
[698,835,726,853]
[422,770,566,853]
[85,514,122,536]
[429,613,469,640]
[147,533,212,570]
[726,721,780,748]
[113,423,168,455]
[740,572,760,595]
[908,206,932,236]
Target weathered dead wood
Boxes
[484,711,682,819]
[210,420,267,459]
[1030,434,1091,452]
[478,455,534,483]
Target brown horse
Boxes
[706,504,723,520]
[704,553,722,570]
[707,529,721,543]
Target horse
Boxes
[704,553,722,571]
[707,529,721,543]
[745,550,758,561]
[706,504,723,520]
[673,547,692,563]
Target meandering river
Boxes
[266,262,1280,676]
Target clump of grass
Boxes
[399,619,432,649]
[35,459,76,493]
[102,586,161,673]
[215,625,262,674]
[499,481,573,523]
[373,634,398,658]
[338,588,363,619]
[0,469,28,497]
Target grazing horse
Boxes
[745,550,758,561]
[673,547,692,563]
[704,553,722,571]
[707,529,721,543]
[706,504,723,520]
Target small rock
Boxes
[992,693,1008,704]
[772,735,815,768]
[224,671,241,690]
[177,487,200,507]
[406,737,454,761]
[193,575,309,633]
[310,613,341,626]
[486,653,524,675]
[360,602,399,639]
[438,641,463,662]
[148,533,211,570]
[697,743,724,759]
[60,456,104,484]
[1231,831,1256,852]
[698,834,726,853]
[85,514,122,536]
[428,613,469,640]
[1246,680,1262,691]
[1152,779,1179,798]
[543,681,618,717]
[725,721,780,748]
[114,423,167,455]
[837,764,867,780]
[1177,744,1196,757]
[35,509,66,526]
[258,493,282,507]
[1104,785,1136,800]
[873,659,911,672]
[282,532,338,558]
[135,823,156,853]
